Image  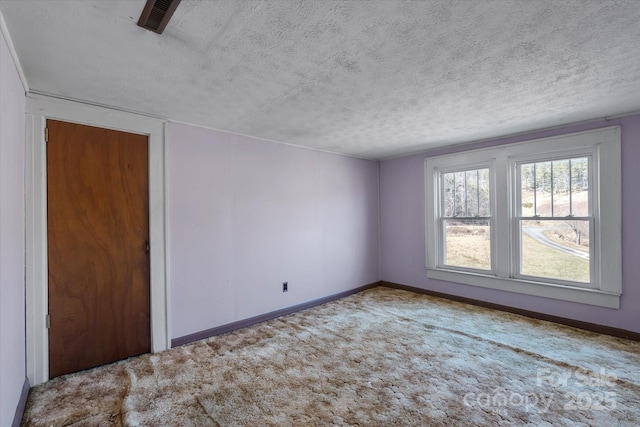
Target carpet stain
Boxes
[21,287,640,426]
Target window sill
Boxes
[426,268,620,308]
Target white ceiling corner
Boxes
[1,0,640,159]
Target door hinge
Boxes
[46,314,50,329]
[45,127,49,143]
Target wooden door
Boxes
[47,119,151,378]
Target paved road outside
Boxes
[523,226,589,260]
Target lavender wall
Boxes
[167,123,379,339]
[0,29,26,425]
[380,114,640,333]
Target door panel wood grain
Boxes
[47,119,150,378]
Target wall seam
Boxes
[377,160,381,282]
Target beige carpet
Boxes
[22,287,640,426]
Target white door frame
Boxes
[25,93,170,386]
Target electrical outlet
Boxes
[283,282,288,292]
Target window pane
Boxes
[442,168,490,217]
[444,219,491,270]
[454,171,465,216]
[520,164,535,216]
[571,157,589,216]
[466,170,478,216]
[478,168,490,217]
[520,220,590,283]
[552,159,571,216]
[443,173,455,217]
[535,161,552,216]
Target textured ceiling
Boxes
[2,0,640,159]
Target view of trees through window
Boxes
[519,157,590,283]
[441,168,491,271]
[427,127,620,304]
[440,159,591,282]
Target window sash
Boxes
[440,218,493,272]
[437,165,495,273]
[515,155,593,219]
[514,218,595,288]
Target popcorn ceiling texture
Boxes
[21,287,640,426]
[2,0,640,158]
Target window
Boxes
[425,127,621,308]
[441,167,492,271]
[516,157,591,284]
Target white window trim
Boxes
[25,93,170,386]
[425,126,621,309]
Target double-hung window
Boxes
[440,166,493,272]
[425,127,621,308]
[515,156,592,285]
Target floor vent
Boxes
[137,0,182,34]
